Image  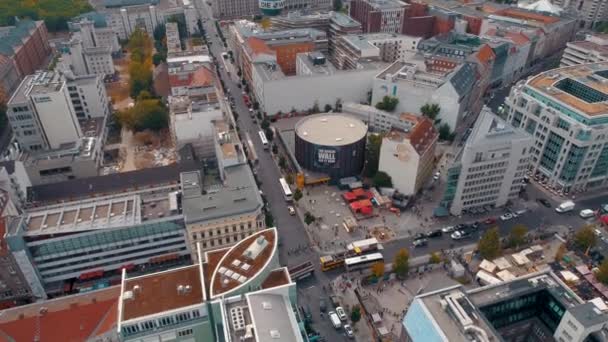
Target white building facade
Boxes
[444,108,532,215]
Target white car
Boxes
[336,306,347,321]
[580,209,595,219]
[500,213,514,221]
[441,226,455,233]
[344,324,354,338]
[287,206,295,215]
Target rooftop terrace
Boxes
[120,265,203,322]
[527,62,608,117]
[209,229,277,298]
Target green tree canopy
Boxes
[478,227,502,260]
[429,252,442,264]
[420,103,441,120]
[115,99,168,132]
[364,134,383,177]
[373,171,392,188]
[371,262,385,278]
[508,224,528,248]
[293,188,302,202]
[350,305,361,323]
[375,96,399,112]
[596,259,608,285]
[438,123,454,141]
[304,212,316,226]
[0,0,93,31]
[575,226,597,252]
[393,248,409,278]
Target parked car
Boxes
[484,217,497,225]
[556,200,575,213]
[413,238,428,247]
[336,307,347,321]
[319,299,326,312]
[288,206,296,216]
[537,198,551,208]
[451,231,470,240]
[428,229,443,238]
[580,209,595,219]
[441,226,456,233]
[329,311,341,329]
[500,213,514,221]
[344,324,354,338]
[414,233,427,240]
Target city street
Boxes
[191,4,608,339]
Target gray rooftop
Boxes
[330,12,362,28]
[465,107,531,148]
[295,113,368,146]
[180,164,263,224]
[364,0,407,10]
[568,302,608,328]
[247,293,303,342]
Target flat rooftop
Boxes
[295,113,368,146]
[121,265,203,322]
[248,292,303,342]
[527,62,608,117]
[210,229,277,298]
[365,0,407,10]
[180,164,263,224]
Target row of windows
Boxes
[468,161,508,173]
[462,195,499,207]
[464,175,505,188]
[122,309,202,336]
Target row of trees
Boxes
[115,30,168,132]
[420,103,455,141]
[0,0,92,31]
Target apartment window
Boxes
[178,329,193,337]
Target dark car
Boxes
[469,221,480,229]
[537,198,551,208]
[428,229,443,238]
[414,233,427,240]
[484,217,497,225]
[319,299,326,312]
[413,238,428,247]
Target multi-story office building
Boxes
[270,11,332,32]
[371,58,477,130]
[551,0,607,29]
[60,19,115,77]
[504,62,608,194]
[7,71,83,152]
[63,72,111,120]
[169,96,222,159]
[442,107,531,215]
[181,163,265,258]
[0,56,21,100]
[93,0,199,40]
[333,33,419,69]
[6,187,191,296]
[560,34,608,67]
[0,20,52,83]
[212,0,331,19]
[379,117,437,196]
[402,270,608,342]
[349,0,408,33]
[166,22,182,54]
[342,102,419,132]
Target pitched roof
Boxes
[168,66,215,89]
[485,29,530,46]
[0,20,38,57]
[246,37,275,57]
[408,117,437,155]
[0,287,120,342]
[475,44,495,65]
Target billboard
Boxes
[314,146,339,169]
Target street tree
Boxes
[508,224,528,248]
[264,127,274,141]
[324,104,332,112]
[364,134,383,177]
[596,259,608,284]
[371,262,385,278]
[420,103,441,121]
[265,213,274,227]
[429,252,442,264]
[575,226,597,253]
[271,144,278,154]
[438,123,454,141]
[293,188,303,202]
[304,212,316,226]
[393,248,409,278]
[350,305,361,323]
[260,119,270,130]
[278,155,287,169]
[478,227,502,260]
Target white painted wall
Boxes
[258,67,381,116]
[74,75,110,119]
[31,84,82,149]
[379,137,419,195]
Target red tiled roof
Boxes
[496,8,560,24]
[485,29,530,46]
[246,37,274,57]
[168,66,215,89]
[408,117,437,156]
[476,44,495,65]
[0,287,120,342]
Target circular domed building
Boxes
[294,113,367,180]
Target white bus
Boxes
[258,130,269,150]
[344,253,384,272]
[347,238,383,255]
[168,191,179,214]
[279,177,293,202]
[244,132,258,165]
